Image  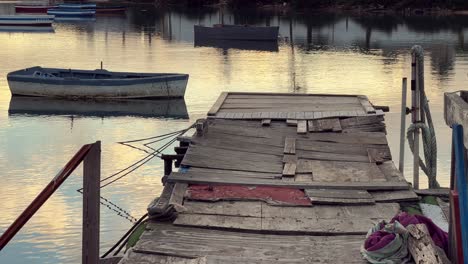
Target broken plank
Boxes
[261,119,272,126]
[183,200,262,217]
[308,118,342,132]
[367,148,392,163]
[168,172,411,190]
[340,116,384,127]
[208,92,229,116]
[369,190,420,202]
[283,137,296,154]
[414,188,450,197]
[358,96,376,114]
[305,189,375,205]
[184,167,281,180]
[286,119,298,126]
[169,183,188,208]
[175,214,262,230]
[297,150,370,163]
[407,224,450,264]
[175,201,399,235]
[297,160,384,183]
[297,120,307,134]
[304,189,373,199]
[305,132,388,145]
[378,161,406,182]
[282,154,297,164]
[138,222,366,263]
[282,163,296,177]
[305,197,375,205]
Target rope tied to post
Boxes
[407,45,439,188]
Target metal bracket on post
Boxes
[82,141,101,264]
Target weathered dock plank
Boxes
[131,222,366,263]
[305,189,375,204]
[208,92,229,116]
[168,171,410,190]
[173,201,399,235]
[283,137,296,154]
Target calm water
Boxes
[0,3,466,263]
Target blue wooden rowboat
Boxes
[7,67,189,99]
[47,9,95,17]
[0,15,54,26]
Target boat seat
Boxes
[33,71,56,78]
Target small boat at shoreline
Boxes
[0,15,54,26]
[15,5,57,13]
[47,9,96,17]
[194,25,279,41]
[7,67,189,99]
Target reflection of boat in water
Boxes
[194,38,278,52]
[8,96,189,119]
[194,25,279,41]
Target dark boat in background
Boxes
[194,25,279,41]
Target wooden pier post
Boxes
[82,141,101,264]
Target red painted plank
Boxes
[187,185,312,206]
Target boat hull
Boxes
[8,79,187,99]
[47,9,96,17]
[0,15,54,26]
[194,25,279,41]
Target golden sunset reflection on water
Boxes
[0,4,467,262]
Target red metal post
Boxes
[0,144,93,251]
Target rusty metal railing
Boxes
[0,141,101,264]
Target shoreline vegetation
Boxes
[150,0,468,15]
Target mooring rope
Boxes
[76,125,194,223]
[406,46,439,188]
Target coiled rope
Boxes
[406,45,439,188]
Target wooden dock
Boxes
[120,92,419,263]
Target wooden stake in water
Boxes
[399,78,407,174]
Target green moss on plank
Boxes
[126,222,147,251]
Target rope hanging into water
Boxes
[406,46,439,188]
